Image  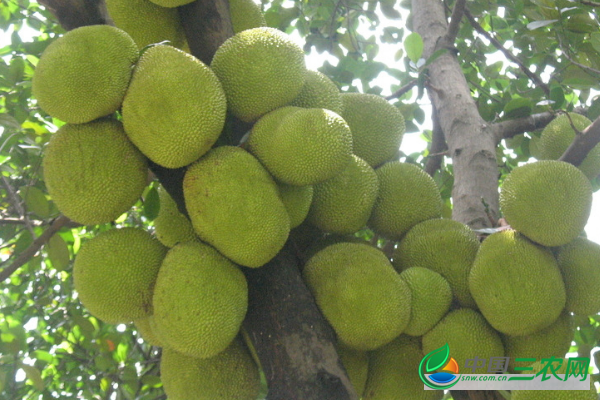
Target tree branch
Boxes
[2,176,36,238]
[464,10,550,96]
[559,115,600,166]
[385,79,418,100]
[425,106,448,176]
[37,0,108,30]
[444,0,467,45]
[0,215,74,282]
[492,111,556,142]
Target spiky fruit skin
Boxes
[399,267,452,336]
[247,107,353,185]
[123,45,227,168]
[557,237,600,315]
[211,27,306,122]
[337,344,369,397]
[160,338,260,400]
[43,120,148,225]
[148,0,193,6]
[290,70,343,114]
[393,218,479,308]
[229,0,266,33]
[539,113,600,180]
[73,228,167,324]
[469,230,566,336]
[422,309,504,374]
[154,186,197,247]
[134,316,165,347]
[363,335,443,400]
[153,241,248,359]
[303,243,411,351]
[308,155,378,234]
[105,0,186,49]
[368,161,442,240]
[32,25,138,124]
[278,183,313,229]
[340,93,405,167]
[184,146,289,268]
[500,160,592,247]
[503,311,573,372]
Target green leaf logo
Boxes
[426,343,450,373]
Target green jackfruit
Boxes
[340,93,405,167]
[290,70,343,114]
[73,228,167,324]
[303,243,411,350]
[469,230,566,336]
[557,237,600,315]
[247,107,353,185]
[500,160,593,247]
[148,0,193,7]
[184,146,289,268]
[43,120,148,225]
[33,25,138,124]
[230,0,266,33]
[308,155,378,234]
[211,27,306,122]
[422,309,504,374]
[539,113,600,180]
[154,186,197,247]
[105,0,186,49]
[278,183,313,229]
[393,218,479,308]
[160,338,260,400]
[123,45,227,168]
[503,311,573,372]
[153,241,248,359]
[369,161,442,240]
[337,344,369,396]
[134,315,165,347]
[363,335,443,400]
[399,267,452,336]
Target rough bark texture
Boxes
[413,0,500,230]
[40,2,358,399]
[560,114,600,166]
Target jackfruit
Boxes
[340,93,405,167]
[247,107,353,185]
[503,311,573,372]
[308,155,378,234]
[511,359,597,400]
[278,183,313,229]
[557,237,600,315]
[468,230,566,336]
[290,70,343,114]
[154,186,197,247]
[399,267,452,336]
[152,241,248,359]
[211,27,306,122]
[337,343,369,396]
[230,0,266,33]
[73,228,167,324]
[43,120,148,225]
[393,218,479,308]
[123,45,227,168]
[184,146,289,268]
[363,335,443,400]
[422,309,504,374]
[368,161,442,240]
[500,160,593,247]
[134,315,165,347]
[105,0,186,49]
[539,113,600,180]
[303,242,411,350]
[32,25,138,124]
[160,338,260,400]
[148,0,193,7]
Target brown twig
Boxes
[425,107,448,176]
[559,115,600,166]
[386,79,418,100]
[579,0,600,7]
[1,176,36,238]
[0,215,72,282]
[444,0,467,45]
[492,111,556,142]
[464,9,550,96]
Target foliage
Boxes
[1,0,600,398]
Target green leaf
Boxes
[404,32,423,64]
[19,364,44,391]
[143,186,160,221]
[18,186,50,218]
[503,97,533,119]
[46,234,70,271]
[425,343,450,372]
[526,20,557,30]
[0,113,21,130]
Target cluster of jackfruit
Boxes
[32,0,600,398]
